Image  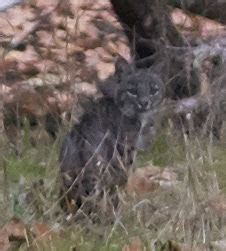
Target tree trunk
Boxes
[109,0,200,100]
[110,0,185,60]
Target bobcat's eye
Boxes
[137,103,142,109]
[126,90,137,98]
[150,84,159,96]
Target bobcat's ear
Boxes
[98,56,131,98]
[99,79,119,99]
[115,56,132,80]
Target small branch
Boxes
[173,95,206,114]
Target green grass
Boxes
[18,219,152,251]
[2,139,58,183]
[137,132,186,167]
[4,154,46,182]
[211,144,226,193]
[1,127,226,250]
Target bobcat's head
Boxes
[99,56,164,118]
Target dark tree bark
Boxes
[109,0,200,100]
[109,0,226,138]
[110,0,185,60]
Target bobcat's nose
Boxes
[140,98,150,110]
[143,100,149,108]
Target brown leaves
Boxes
[127,165,178,196]
[31,223,52,240]
[0,218,63,251]
[122,237,142,251]
[0,217,27,251]
[127,165,160,195]
[4,86,45,117]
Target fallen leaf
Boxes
[0,228,10,251]
[0,217,27,251]
[5,217,26,241]
[122,237,142,251]
[127,166,179,196]
[31,223,51,239]
[127,165,161,195]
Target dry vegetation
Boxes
[0,0,226,250]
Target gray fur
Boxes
[59,57,164,214]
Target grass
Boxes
[19,225,148,251]
[137,131,186,167]
[1,125,226,250]
[210,144,226,193]
[4,154,46,182]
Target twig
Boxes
[159,90,221,120]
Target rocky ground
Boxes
[0,0,130,146]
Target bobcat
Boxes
[59,57,164,218]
